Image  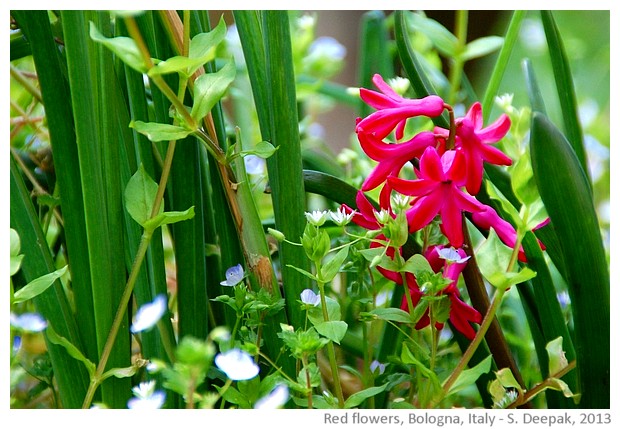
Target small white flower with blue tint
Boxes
[437,247,470,264]
[254,384,289,409]
[329,207,355,226]
[308,37,347,61]
[127,380,166,409]
[10,312,47,332]
[300,289,321,307]
[131,295,167,334]
[370,360,386,375]
[305,210,328,227]
[244,155,265,175]
[220,264,245,287]
[215,349,259,381]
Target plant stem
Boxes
[447,10,468,105]
[507,360,577,409]
[315,262,345,408]
[441,228,525,402]
[81,228,153,408]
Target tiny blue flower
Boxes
[220,264,245,287]
[10,312,47,332]
[437,246,471,264]
[254,384,289,409]
[300,289,321,306]
[244,155,265,175]
[215,349,259,381]
[370,360,386,375]
[131,295,167,334]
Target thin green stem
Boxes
[315,260,345,408]
[10,64,43,103]
[441,285,506,398]
[447,10,468,105]
[81,228,153,408]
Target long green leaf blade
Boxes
[10,156,90,408]
[530,112,609,408]
[540,11,589,181]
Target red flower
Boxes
[357,130,437,191]
[357,74,444,141]
[435,102,512,195]
[388,147,484,247]
[385,245,481,340]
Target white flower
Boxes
[374,209,391,225]
[436,247,470,264]
[300,289,321,306]
[127,380,166,410]
[215,349,259,381]
[391,194,411,211]
[329,207,355,226]
[305,210,328,226]
[254,384,289,409]
[244,155,265,175]
[370,360,386,375]
[386,76,410,96]
[220,264,245,287]
[10,312,47,332]
[308,37,346,61]
[131,295,167,334]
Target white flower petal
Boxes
[131,295,167,333]
[127,391,166,409]
[254,384,289,409]
[10,312,47,332]
[215,349,259,381]
[300,289,321,306]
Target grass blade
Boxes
[10,156,90,408]
[482,11,526,121]
[61,11,131,407]
[540,11,589,182]
[530,112,609,408]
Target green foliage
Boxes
[9,9,608,410]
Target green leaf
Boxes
[13,265,69,304]
[319,246,349,283]
[143,206,195,231]
[308,296,342,326]
[130,120,194,142]
[445,355,493,397]
[462,36,504,61]
[46,324,96,377]
[286,264,318,282]
[10,228,24,276]
[477,230,535,289]
[530,112,609,407]
[100,365,139,383]
[510,155,539,207]
[189,16,227,59]
[148,56,211,78]
[190,60,236,122]
[124,164,162,227]
[89,22,147,73]
[485,180,522,227]
[344,383,389,409]
[546,337,569,375]
[240,141,278,159]
[402,253,434,277]
[314,321,348,344]
[495,367,523,393]
[407,12,458,57]
[367,307,412,324]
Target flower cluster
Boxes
[343,74,524,339]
